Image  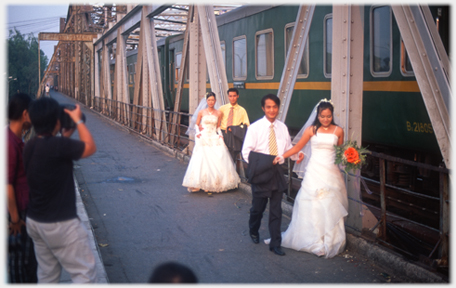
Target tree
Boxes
[7,28,48,99]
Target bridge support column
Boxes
[197,5,229,105]
[113,28,129,124]
[330,5,377,235]
[143,6,167,141]
[187,7,207,151]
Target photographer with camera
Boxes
[23,97,97,283]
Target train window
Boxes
[400,38,414,76]
[370,5,392,77]
[221,41,226,69]
[285,23,309,78]
[97,51,102,91]
[210,41,226,82]
[324,14,332,78]
[175,52,189,83]
[129,63,136,84]
[255,29,274,80]
[128,64,132,84]
[233,36,247,80]
[110,67,115,85]
[175,52,182,83]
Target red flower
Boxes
[344,147,360,164]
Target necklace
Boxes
[322,125,330,131]
[207,109,215,115]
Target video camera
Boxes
[60,104,86,129]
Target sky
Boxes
[5,3,69,60]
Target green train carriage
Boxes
[123,4,449,172]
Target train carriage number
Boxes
[406,121,433,134]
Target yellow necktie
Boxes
[227,107,234,128]
[269,124,278,156]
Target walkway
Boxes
[49,91,441,283]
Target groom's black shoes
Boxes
[270,246,286,256]
[250,233,260,244]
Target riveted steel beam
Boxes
[392,5,451,169]
[38,32,98,42]
[277,5,315,121]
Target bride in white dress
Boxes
[270,99,348,258]
[182,92,240,193]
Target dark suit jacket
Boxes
[247,151,287,198]
[223,124,247,153]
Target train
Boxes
[110,4,450,193]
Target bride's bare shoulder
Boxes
[305,125,316,136]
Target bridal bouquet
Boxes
[334,140,370,174]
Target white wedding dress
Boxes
[280,131,348,258]
[182,114,240,192]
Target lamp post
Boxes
[8,76,18,97]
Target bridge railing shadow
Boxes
[90,96,449,273]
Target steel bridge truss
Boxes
[38,4,450,265]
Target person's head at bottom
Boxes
[149,262,198,283]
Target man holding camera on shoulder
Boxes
[24,97,97,283]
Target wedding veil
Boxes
[291,99,340,179]
[185,93,221,137]
[291,103,317,179]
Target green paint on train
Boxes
[122,4,448,159]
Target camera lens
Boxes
[60,104,86,129]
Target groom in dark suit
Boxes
[241,94,303,256]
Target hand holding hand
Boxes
[273,155,284,165]
[297,151,305,164]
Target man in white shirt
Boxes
[242,94,303,256]
[45,85,50,97]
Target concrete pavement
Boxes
[58,179,108,283]
[51,91,446,283]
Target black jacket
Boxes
[223,124,248,153]
[247,151,287,198]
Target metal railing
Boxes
[369,152,449,266]
[90,96,449,268]
[283,150,449,267]
[92,97,192,153]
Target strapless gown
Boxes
[279,132,348,258]
[182,115,240,192]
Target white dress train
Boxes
[279,131,348,258]
[182,114,240,192]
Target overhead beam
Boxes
[39,32,98,42]
[94,4,168,49]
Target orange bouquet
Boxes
[335,140,369,174]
